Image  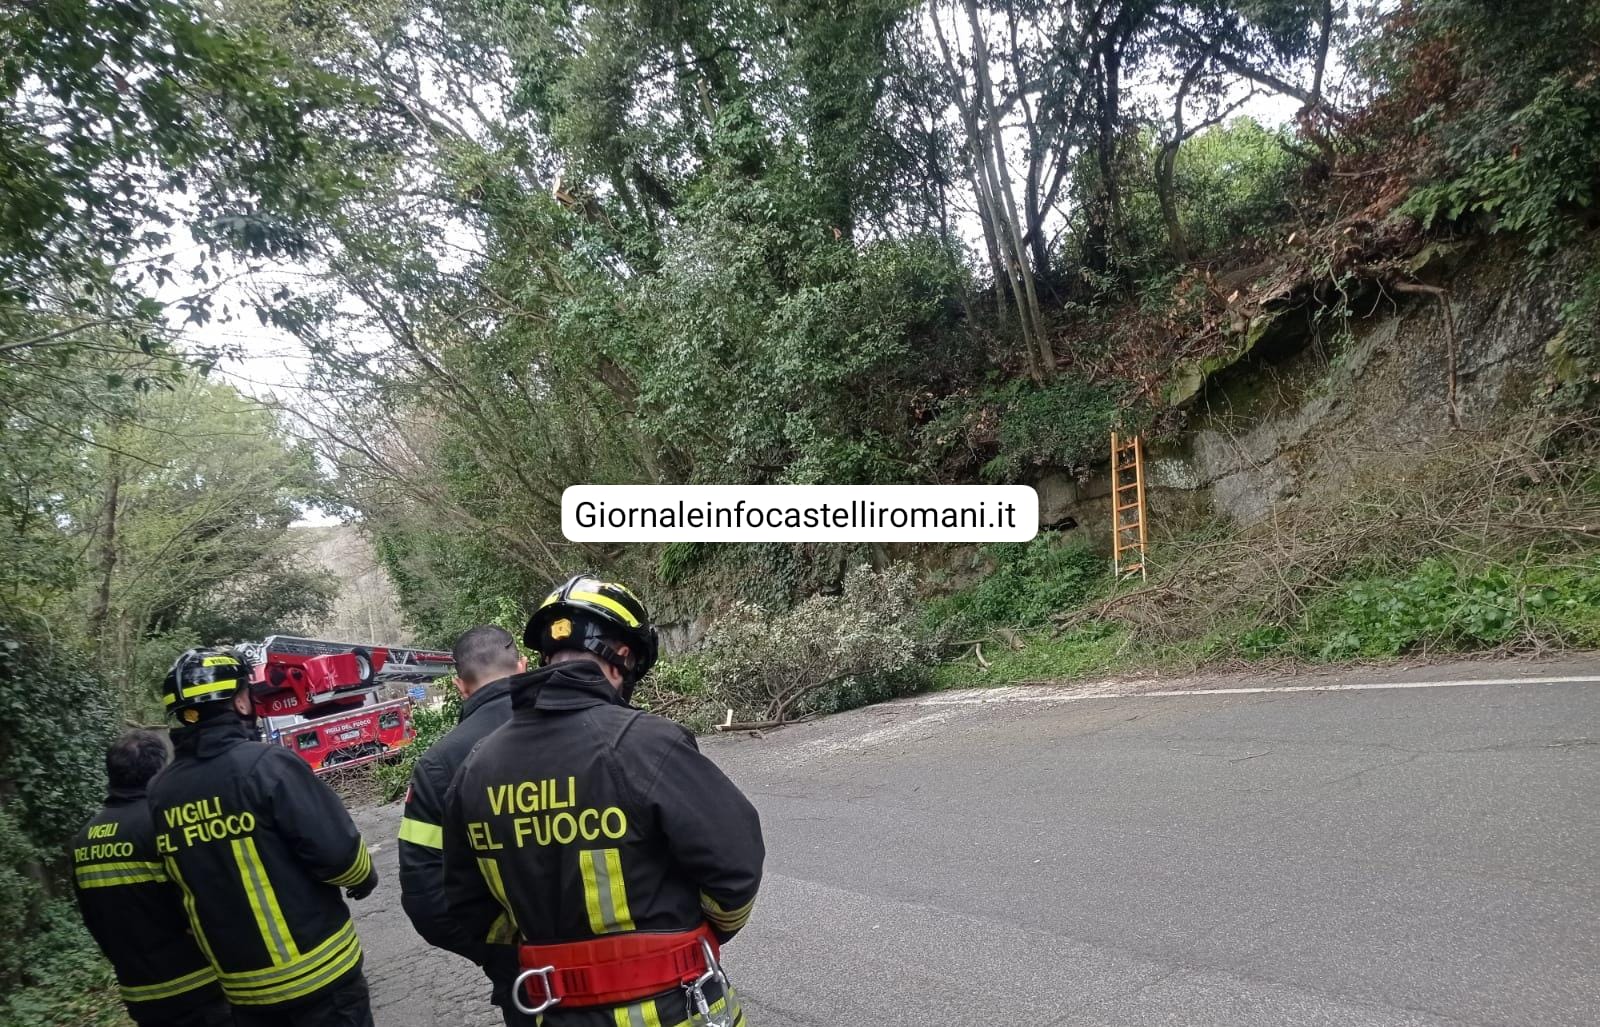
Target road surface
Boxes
[352,658,1600,1026]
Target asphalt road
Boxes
[352,658,1600,1026]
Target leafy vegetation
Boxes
[925,537,1107,638]
[699,564,928,725]
[3,0,1600,1016]
[1,3,354,1013]
[1392,0,1600,255]
[374,688,463,803]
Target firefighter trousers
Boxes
[130,996,233,1027]
[230,970,375,1027]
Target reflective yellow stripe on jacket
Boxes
[74,860,166,888]
[233,837,300,966]
[218,920,363,1006]
[699,891,756,934]
[164,858,220,968]
[326,843,373,888]
[611,991,745,1027]
[398,816,443,849]
[612,998,663,1027]
[118,966,217,1004]
[168,852,363,1006]
[476,856,521,936]
[579,848,635,934]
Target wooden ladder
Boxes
[1111,432,1148,580]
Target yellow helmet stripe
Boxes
[201,655,239,667]
[569,590,641,627]
[184,679,239,699]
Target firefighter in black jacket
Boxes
[443,576,765,1027]
[399,623,534,1025]
[149,648,380,1027]
[70,728,229,1027]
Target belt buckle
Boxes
[512,964,560,1016]
[683,938,732,1027]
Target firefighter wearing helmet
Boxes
[147,648,380,1027]
[442,575,765,1026]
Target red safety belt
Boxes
[516,924,720,1009]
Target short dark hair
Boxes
[106,729,171,791]
[453,625,520,687]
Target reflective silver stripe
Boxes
[588,850,621,931]
[234,839,295,964]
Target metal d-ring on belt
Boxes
[512,924,732,1025]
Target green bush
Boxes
[0,900,129,1027]
[657,542,714,586]
[1393,0,1600,254]
[926,536,1108,635]
[795,664,934,718]
[1548,246,1600,411]
[926,377,1119,484]
[700,564,928,723]
[1290,555,1600,661]
[0,625,117,857]
[931,621,1132,690]
[374,687,463,802]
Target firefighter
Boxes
[442,575,764,1027]
[149,648,380,1027]
[70,728,229,1027]
[398,624,534,1026]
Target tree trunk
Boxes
[1156,141,1188,261]
[88,452,122,662]
[963,0,1054,376]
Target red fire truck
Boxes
[239,635,454,773]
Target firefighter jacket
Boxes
[399,676,517,963]
[69,785,223,1025]
[148,715,376,1010]
[442,661,764,1027]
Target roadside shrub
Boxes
[0,899,128,1027]
[700,563,928,723]
[633,654,721,733]
[1548,245,1600,411]
[926,536,1107,636]
[794,664,934,718]
[931,620,1131,690]
[0,625,116,857]
[1300,555,1600,661]
[1390,0,1600,254]
[374,687,462,802]
[926,376,1119,484]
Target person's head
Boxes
[162,647,253,725]
[106,728,171,792]
[451,625,527,698]
[523,575,659,700]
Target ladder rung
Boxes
[1117,481,1139,491]
[1119,563,1144,573]
[1116,501,1141,513]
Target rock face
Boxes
[1032,242,1563,540]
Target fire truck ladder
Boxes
[1111,432,1149,580]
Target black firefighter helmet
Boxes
[163,647,250,723]
[523,574,659,683]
